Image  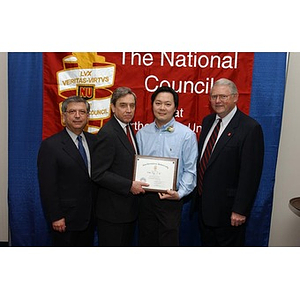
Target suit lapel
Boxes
[111,117,136,155]
[61,129,88,173]
[207,110,240,167]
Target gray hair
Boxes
[111,87,137,105]
[211,78,238,95]
[61,96,90,113]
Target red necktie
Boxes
[198,119,221,195]
[126,125,136,153]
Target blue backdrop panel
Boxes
[8,53,51,246]
[245,52,286,246]
[8,52,287,246]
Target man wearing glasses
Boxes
[38,96,97,246]
[193,78,264,246]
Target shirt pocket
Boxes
[166,141,179,157]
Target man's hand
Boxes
[130,181,149,195]
[231,212,246,226]
[52,218,66,232]
[158,190,180,201]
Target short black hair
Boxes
[151,86,179,109]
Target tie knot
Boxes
[215,118,222,130]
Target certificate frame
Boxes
[133,155,178,193]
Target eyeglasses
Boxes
[210,94,233,101]
[65,109,88,116]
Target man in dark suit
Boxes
[38,96,97,246]
[195,78,264,246]
[92,87,148,246]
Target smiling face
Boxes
[62,102,89,135]
[210,84,238,118]
[152,92,176,128]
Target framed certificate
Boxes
[133,155,178,193]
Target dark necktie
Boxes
[126,125,136,153]
[198,118,222,195]
[77,135,88,167]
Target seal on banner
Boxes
[57,52,116,133]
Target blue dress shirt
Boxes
[136,117,198,199]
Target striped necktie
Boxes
[198,119,222,195]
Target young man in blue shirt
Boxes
[136,86,198,246]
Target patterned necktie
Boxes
[198,118,222,195]
[77,135,88,167]
[126,125,136,153]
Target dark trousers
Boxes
[138,193,183,247]
[51,221,95,247]
[199,216,246,247]
[97,218,136,247]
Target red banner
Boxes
[43,52,254,139]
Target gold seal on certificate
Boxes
[133,155,178,193]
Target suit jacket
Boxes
[37,128,98,231]
[92,117,139,223]
[196,108,264,227]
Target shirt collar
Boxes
[114,115,129,131]
[217,105,237,127]
[155,117,175,131]
[65,127,86,144]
